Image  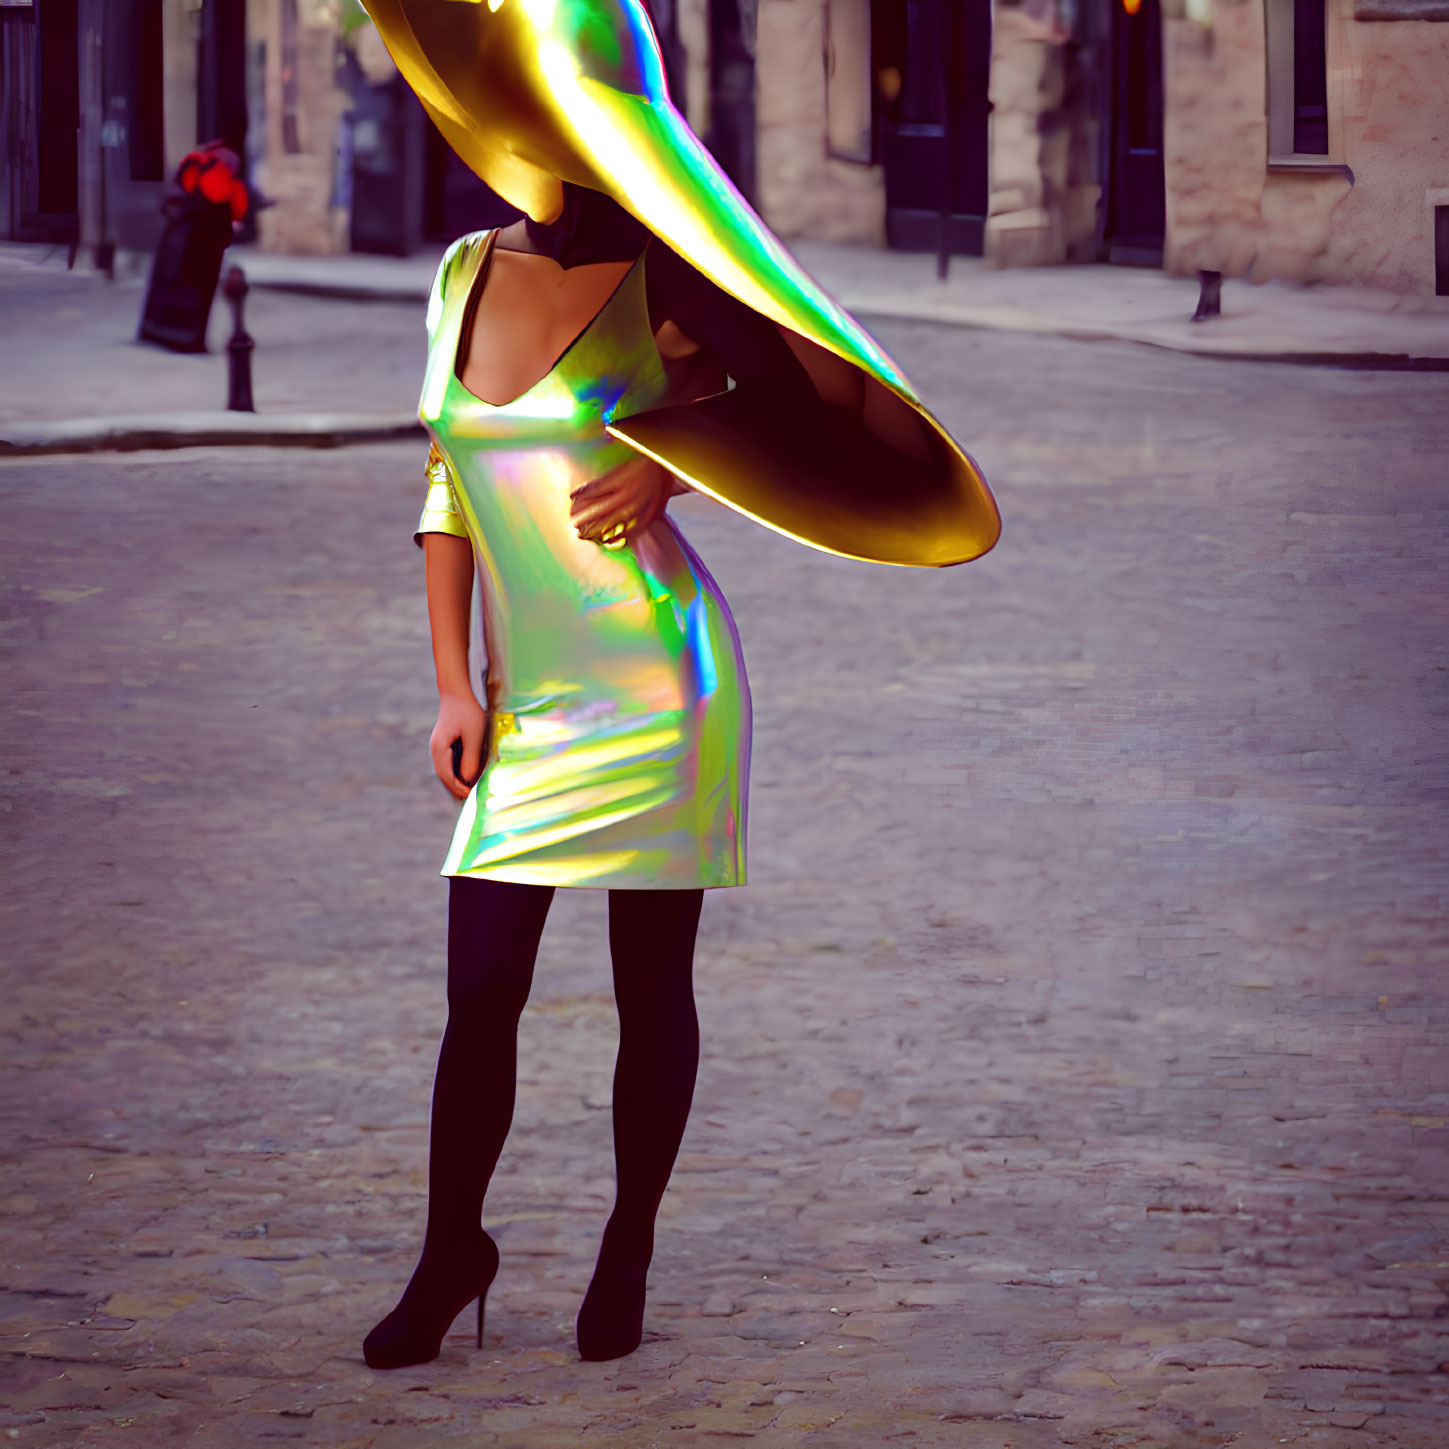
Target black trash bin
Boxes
[138,142,249,354]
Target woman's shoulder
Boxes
[426,230,498,334]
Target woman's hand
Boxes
[430,691,487,801]
[569,453,676,549]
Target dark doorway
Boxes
[1104,0,1165,265]
[341,48,519,253]
[708,0,756,204]
[101,0,170,252]
[877,0,992,258]
[128,0,165,182]
[1,4,40,241]
[422,113,521,245]
[197,0,248,151]
[347,67,426,256]
[196,0,251,240]
[36,0,79,230]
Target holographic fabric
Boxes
[418,230,750,889]
[361,0,999,566]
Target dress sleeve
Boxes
[414,441,470,547]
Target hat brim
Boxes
[363,0,999,566]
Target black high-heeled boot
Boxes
[576,889,704,1362]
[363,1229,500,1369]
[363,879,554,1370]
[575,1221,651,1362]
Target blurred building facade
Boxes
[0,0,475,260]
[2,0,253,257]
[3,0,1444,296]
[749,0,1449,297]
[0,0,732,260]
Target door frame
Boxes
[1100,0,1166,266]
[878,0,993,260]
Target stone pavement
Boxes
[0,243,426,446]
[3,231,1448,452]
[2,322,1448,1448]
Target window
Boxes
[1265,0,1329,159]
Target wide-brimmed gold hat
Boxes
[360,0,999,566]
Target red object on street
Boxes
[177,141,249,222]
[138,139,250,353]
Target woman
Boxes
[359,0,999,1370]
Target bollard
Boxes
[1191,269,1222,323]
[223,265,255,412]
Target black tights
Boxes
[422,877,703,1267]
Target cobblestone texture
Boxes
[2,326,1447,1447]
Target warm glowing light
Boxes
[1123,0,1142,12]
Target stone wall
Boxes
[161,0,199,177]
[1164,0,1449,295]
[252,0,350,255]
[1162,0,1269,276]
[1289,2,1449,293]
[754,0,884,242]
[751,0,1104,261]
[986,2,1104,267]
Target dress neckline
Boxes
[451,229,648,410]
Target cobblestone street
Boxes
[2,324,1447,1447]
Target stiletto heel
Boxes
[363,1230,500,1369]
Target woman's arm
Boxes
[569,453,675,546]
[569,249,817,545]
[424,532,486,799]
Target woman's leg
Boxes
[577,887,704,1360]
[424,875,555,1252]
[364,875,554,1368]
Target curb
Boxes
[0,412,425,458]
[852,309,1449,372]
[244,273,1449,372]
[845,306,1449,373]
[249,277,431,305]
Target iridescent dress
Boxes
[414,229,750,890]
